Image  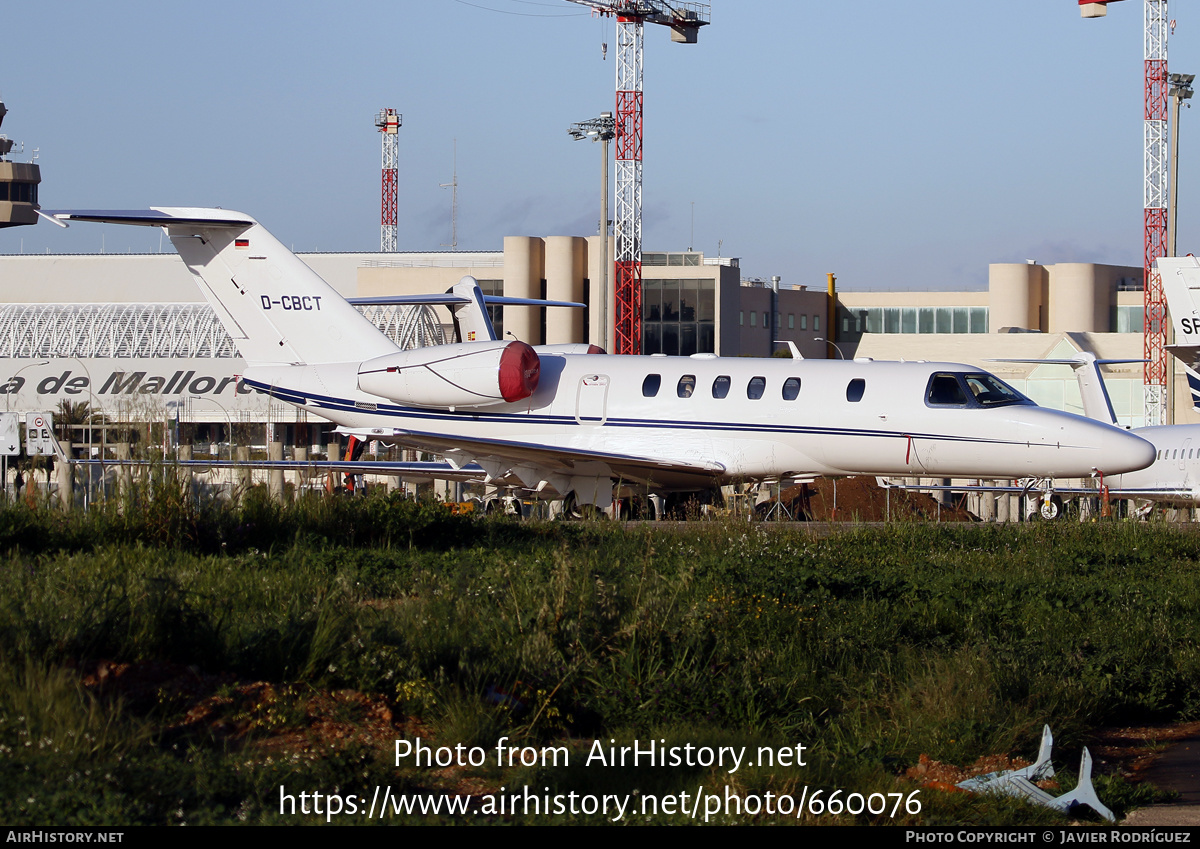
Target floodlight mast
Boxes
[375,109,402,253]
[1168,73,1193,258]
[564,1,710,354]
[569,113,616,352]
[1166,72,1192,423]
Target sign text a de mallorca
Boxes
[0,368,255,398]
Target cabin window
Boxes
[712,375,731,399]
[926,373,968,406]
[747,376,766,400]
[782,377,801,401]
[846,378,866,402]
[642,374,661,397]
[677,375,696,398]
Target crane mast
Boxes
[614,17,644,355]
[565,1,710,354]
[1081,0,1169,425]
[1144,0,1169,426]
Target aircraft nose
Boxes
[1095,424,1156,475]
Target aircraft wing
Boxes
[877,480,1100,496]
[875,477,1192,499]
[80,437,728,493]
[76,458,487,482]
[338,426,727,491]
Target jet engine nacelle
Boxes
[357,340,540,409]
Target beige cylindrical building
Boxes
[502,237,545,344]
[544,236,587,344]
[1048,263,1106,333]
[989,263,1047,332]
[586,235,614,352]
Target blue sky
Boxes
[2,0,1199,292]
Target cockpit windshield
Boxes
[926,372,1032,408]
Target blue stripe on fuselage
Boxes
[243,378,1060,449]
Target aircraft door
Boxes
[575,374,610,426]
[1180,438,1193,475]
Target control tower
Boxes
[0,99,40,227]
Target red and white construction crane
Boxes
[564,1,710,354]
[376,108,402,253]
[1081,0,1170,425]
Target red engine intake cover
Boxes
[498,341,541,402]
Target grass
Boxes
[1,487,1198,824]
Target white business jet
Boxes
[50,208,1156,513]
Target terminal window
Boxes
[643,279,716,356]
[1112,305,1144,333]
[847,306,988,338]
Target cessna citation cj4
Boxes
[50,209,1156,512]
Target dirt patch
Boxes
[765,476,977,522]
[81,659,416,757]
[905,752,1060,794]
[82,659,234,715]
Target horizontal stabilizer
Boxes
[48,208,255,228]
[348,295,584,309]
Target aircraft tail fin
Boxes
[1161,256,1200,349]
[51,208,400,367]
[448,277,498,342]
[1185,363,1200,411]
[987,354,1145,425]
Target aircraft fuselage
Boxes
[245,354,1155,487]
